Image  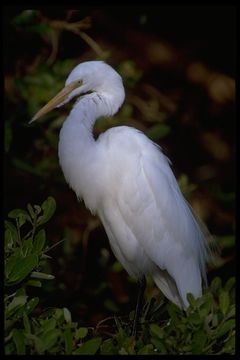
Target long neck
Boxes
[58,93,111,213]
[65,96,98,145]
[62,92,115,144]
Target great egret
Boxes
[31,61,209,335]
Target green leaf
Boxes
[151,338,167,353]
[219,290,230,316]
[100,338,118,355]
[211,277,222,294]
[186,293,197,307]
[39,319,57,334]
[166,303,180,324]
[6,295,28,317]
[192,330,207,354]
[54,308,64,320]
[200,293,213,315]
[8,208,27,219]
[211,313,219,328]
[12,329,26,354]
[27,279,42,287]
[25,297,39,315]
[76,327,88,340]
[34,205,42,215]
[5,220,18,244]
[30,271,54,280]
[5,229,14,252]
[22,238,33,256]
[41,253,52,259]
[38,329,61,352]
[138,344,154,354]
[147,124,171,141]
[7,254,38,284]
[112,261,123,272]
[28,23,51,35]
[25,334,43,354]
[64,328,73,354]
[5,342,15,354]
[27,203,35,219]
[150,323,164,339]
[23,312,31,333]
[218,235,235,249]
[15,215,26,227]
[224,277,235,292]
[8,209,31,226]
[5,255,19,280]
[119,347,128,355]
[37,197,56,225]
[225,304,235,319]
[12,10,39,25]
[189,312,202,325]
[216,319,235,338]
[74,337,102,355]
[220,334,235,354]
[32,229,46,254]
[63,307,72,323]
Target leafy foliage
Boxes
[4,198,235,355]
[4,197,103,355]
[98,278,235,355]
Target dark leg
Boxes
[131,276,146,337]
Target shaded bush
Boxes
[4,198,235,355]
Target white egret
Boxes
[31,61,210,335]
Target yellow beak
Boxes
[30,79,83,123]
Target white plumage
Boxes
[32,61,209,309]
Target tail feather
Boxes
[152,259,203,309]
[152,268,185,308]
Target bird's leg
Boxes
[131,276,146,337]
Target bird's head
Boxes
[30,61,125,123]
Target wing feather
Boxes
[98,127,209,307]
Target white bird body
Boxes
[33,61,209,309]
